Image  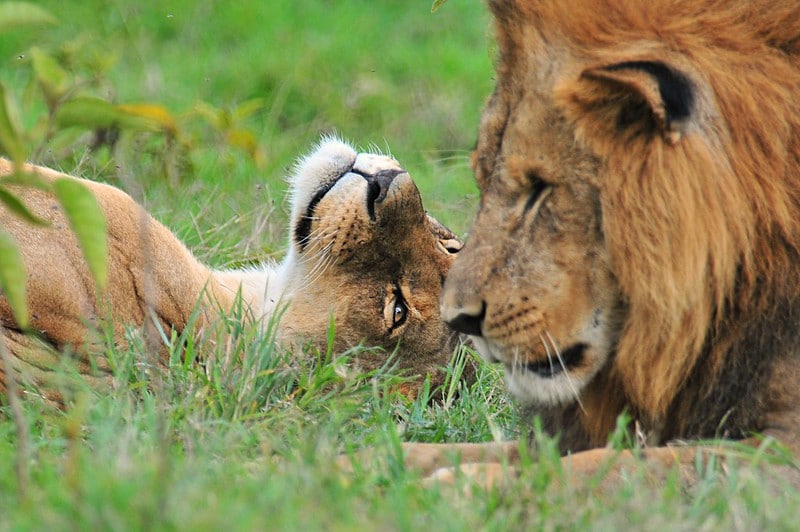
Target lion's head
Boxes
[276,139,464,391]
[442,0,800,444]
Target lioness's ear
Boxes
[426,214,462,254]
[581,61,695,145]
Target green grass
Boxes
[2,1,800,529]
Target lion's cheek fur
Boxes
[560,101,746,419]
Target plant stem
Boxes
[0,336,30,497]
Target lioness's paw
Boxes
[423,463,512,491]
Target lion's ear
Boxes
[580,61,695,145]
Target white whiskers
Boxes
[542,331,585,413]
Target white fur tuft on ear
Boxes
[287,137,357,224]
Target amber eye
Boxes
[392,296,408,330]
[384,284,410,333]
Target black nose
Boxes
[445,302,486,337]
[358,169,403,221]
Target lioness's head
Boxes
[278,139,464,392]
[441,0,800,416]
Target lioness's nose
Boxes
[361,169,404,220]
[441,296,486,337]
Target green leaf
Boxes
[52,178,107,289]
[0,185,47,225]
[0,83,26,164]
[0,228,28,328]
[30,47,70,107]
[190,102,223,130]
[55,97,162,132]
[54,97,120,130]
[431,0,449,12]
[232,98,265,122]
[227,129,257,156]
[116,103,177,134]
[0,2,56,33]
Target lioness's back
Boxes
[0,160,230,400]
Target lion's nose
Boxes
[441,298,486,337]
[360,169,404,221]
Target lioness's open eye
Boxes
[392,294,408,330]
[384,284,410,333]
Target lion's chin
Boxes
[505,368,590,406]
[472,337,607,406]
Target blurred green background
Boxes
[0,0,493,265]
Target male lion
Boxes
[400,0,800,486]
[0,139,463,402]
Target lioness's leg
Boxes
[419,442,798,491]
[338,441,520,479]
[401,441,521,476]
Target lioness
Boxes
[0,139,463,402]
[399,0,800,487]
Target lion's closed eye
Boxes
[522,170,550,215]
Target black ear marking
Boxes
[604,61,694,124]
[582,60,695,144]
[294,173,349,251]
[294,186,330,251]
